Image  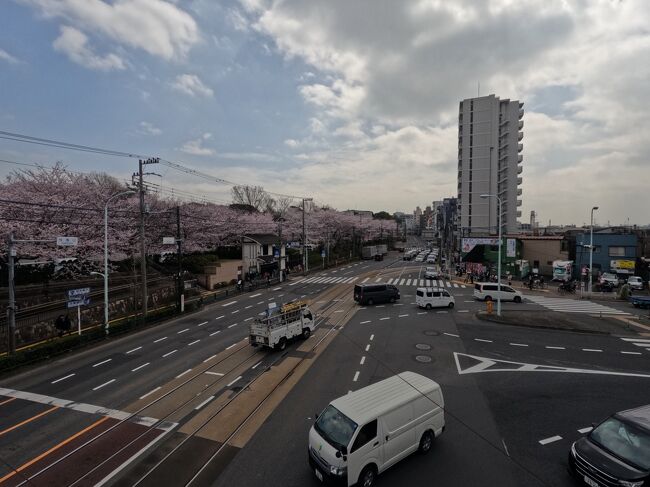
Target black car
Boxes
[568,404,650,487]
[353,284,400,305]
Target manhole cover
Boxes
[415,355,432,363]
[423,330,440,336]
[415,343,431,350]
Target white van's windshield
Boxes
[315,405,358,451]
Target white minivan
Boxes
[308,372,445,487]
[473,282,523,303]
[416,287,455,309]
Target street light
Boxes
[302,197,313,273]
[101,190,136,334]
[588,206,599,298]
[480,193,502,316]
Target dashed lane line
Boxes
[353,371,360,382]
[231,309,240,314]
[398,314,409,318]
[582,349,603,353]
[222,301,238,307]
[188,340,201,346]
[198,321,208,327]
[365,344,370,352]
[92,359,112,367]
[131,363,150,372]
[380,317,389,321]
[539,435,562,445]
[226,343,237,350]
[177,328,190,334]
[140,386,161,400]
[126,347,142,354]
[546,346,566,350]
[162,350,177,358]
[475,338,493,343]
[360,356,366,365]
[360,320,371,324]
[204,371,224,376]
[203,354,217,363]
[215,315,225,320]
[251,361,262,370]
[227,376,242,387]
[51,374,75,384]
[92,379,116,391]
[210,331,221,337]
[370,334,374,341]
[228,323,238,328]
[621,351,642,355]
[578,427,593,434]
[154,337,168,343]
[510,343,529,347]
[444,333,459,338]
[244,317,253,322]
[250,293,261,298]
[195,396,215,411]
[176,369,193,379]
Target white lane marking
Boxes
[92,359,112,368]
[398,314,409,317]
[620,337,650,342]
[203,354,217,363]
[178,328,190,334]
[621,351,642,355]
[458,310,469,313]
[360,320,371,324]
[417,312,427,315]
[250,293,261,298]
[406,279,412,285]
[162,349,177,358]
[453,283,459,288]
[227,376,242,387]
[215,315,225,320]
[394,303,404,306]
[273,287,282,291]
[365,344,370,351]
[139,386,162,400]
[245,305,253,309]
[244,317,253,322]
[376,305,384,308]
[198,321,208,327]
[539,435,562,445]
[360,356,366,365]
[154,337,168,343]
[257,301,264,305]
[475,338,493,343]
[131,363,150,372]
[252,361,262,369]
[370,334,374,341]
[578,427,593,434]
[334,310,344,313]
[126,347,142,354]
[361,277,369,283]
[226,343,237,350]
[231,310,240,314]
[188,340,200,346]
[228,323,238,328]
[51,373,75,384]
[380,317,389,321]
[222,301,238,307]
[464,300,474,303]
[399,279,406,285]
[461,285,466,288]
[582,349,603,352]
[288,279,305,286]
[375,278,382,282]
[210,330,221,337]
[546,346,566,350]
[205,371,224,376]
[195,395,215,410]
[510,343,529,347]
[436,311,448,314]
[92,379,116,391]
[176,369,192,378]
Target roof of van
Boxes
[616,404,650,432]
[330,372,441,425]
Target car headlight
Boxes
[570,442,576,457]
[330,466,347,476]
[618,481,643,487]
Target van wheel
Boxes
[448,302,455,309]
[276,338,286,351]
[484,296,492,302]
[390,297,396,303]
[302,328,311,339]
[514,296,522,303]
[426,303,432,310]
[359,465,377,487]
[419,431,434,454]
[367,299,374,306]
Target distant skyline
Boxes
[1,0,649,224]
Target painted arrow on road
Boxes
[453,352,650,379]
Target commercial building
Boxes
[457,94,524,236]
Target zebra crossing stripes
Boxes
[619,337,650,351]
[525,295,630,315]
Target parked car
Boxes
[426,256,436,264]
[599,273,619,288]
[353,284,400,305]
[568,404,649,487]
[416,288,455,309]
[473,283,523,303]
[309,372,445,487]
[627,276,645,291]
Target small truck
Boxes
[249,301,315,350]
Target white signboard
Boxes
[162,237,176,245]
[461,238,499,253]
[57,236,78,247]
[67,287,90,299]
[506,239,517,258]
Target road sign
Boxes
[67,287,90,299]
[274,249,280,258]
[67,298,90,308]
[162,237,175,245]
[321,250,326,258]
[57,236,78,246]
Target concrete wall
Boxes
[520,239,568,277]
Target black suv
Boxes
[569,404,650,487]
[353,284,400,305]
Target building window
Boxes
[560,240,568,252]
[608,246,626,257]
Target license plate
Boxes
[256,336,264,343]
[315,468,323,482]
[583,475,599,487]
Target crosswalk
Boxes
[619,337,650,351]
[289,275,466,288]
[526,295,630,315]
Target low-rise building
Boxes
[242,234,286,278]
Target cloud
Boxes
[180,133,214,156]
[172,74,214,97]
[21,0,199,60]
[53,26,125,71]
[0,48,19,64]
[139,121,162,135]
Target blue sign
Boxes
[274,250,280,258]
[67,297,90,308]
[321,250,326,258]
[67,287,90,299]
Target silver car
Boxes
[627,276,644,290]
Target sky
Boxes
[0,0,649,225]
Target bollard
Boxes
[486,300,494,315]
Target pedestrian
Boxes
[507,273,512,286]
[55,314,66,338]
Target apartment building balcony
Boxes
[518,154,523,164]
[517,143,523,152]
[517,210,522,218]
[519,108,524,119]
[517,188,523,196]
[518,120,523,130]
[517,165,523,174]
[517,199,522,207]
[518,131,524,141]
[517,176,522,185]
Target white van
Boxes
[308,372,445,487]
[473,282,523,303]
[415,288,454,309]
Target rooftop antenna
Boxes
[477,82,480,97]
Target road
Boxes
[1,255,649,486]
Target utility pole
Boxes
[176,205,184,311]
[278,219,283,282]
[137,157,159,319]
[6,233,16,355]
[301,198,313,272]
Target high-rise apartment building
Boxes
[457,94,523,236]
